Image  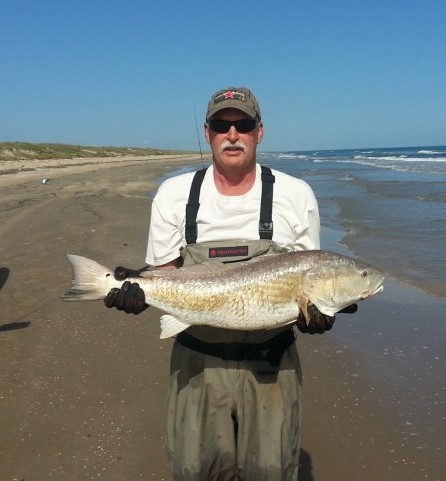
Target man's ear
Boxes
[257,121,264,144]
[204,122,211,144]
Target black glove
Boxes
[338,304,358,314]
[296,303,358,334]
[104,266,149,315]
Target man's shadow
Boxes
[0,267,9,292]
[299,449,315,481]
[0,268,30,332]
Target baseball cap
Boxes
[206,87,261,120]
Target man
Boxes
[105,87,352,480]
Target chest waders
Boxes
[176,165,295,374]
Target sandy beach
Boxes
[0,155,443,481]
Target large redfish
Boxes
[63,251,384,338]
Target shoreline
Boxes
[0,156,444,481]
[0,153,208,185]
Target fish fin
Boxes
[63,254,112,301]
[297,295,311,325]
[160,315,191,339]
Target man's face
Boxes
[204,108,264,172]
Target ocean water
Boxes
[257,146,446,300]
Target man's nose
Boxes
[226,125,240,141]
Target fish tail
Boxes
[63,254,112,301]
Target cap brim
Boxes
[207,101,258,120]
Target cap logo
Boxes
[214,90,247,104]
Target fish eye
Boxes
[361,270,368,278]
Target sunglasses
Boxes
[208,118,259,134]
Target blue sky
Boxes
[1,0,445,151]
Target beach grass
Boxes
[0,141,194,162]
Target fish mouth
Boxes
[360,285,384,300]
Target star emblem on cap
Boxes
[224,90,235,99]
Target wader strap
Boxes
[185,166,275,244]
[259,165,274,240]
[176,329,295,371]
[185,168,208,244]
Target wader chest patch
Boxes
[209,246,249,259]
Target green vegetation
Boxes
[0,142,193,162]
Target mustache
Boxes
[220,141,248,153]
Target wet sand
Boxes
[0,156,443,481]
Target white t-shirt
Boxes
[145,163,320,266]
